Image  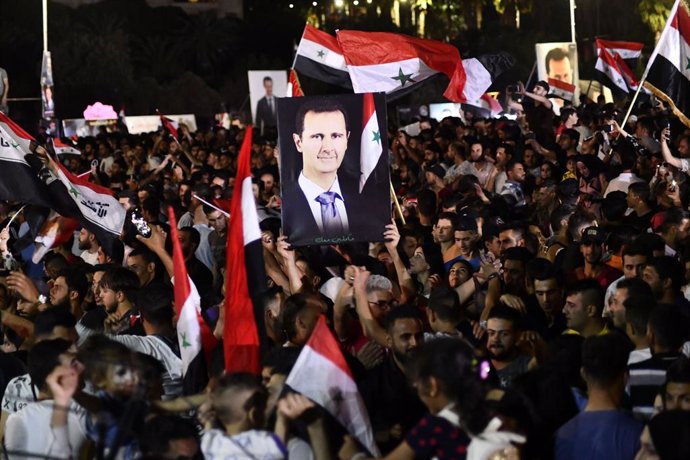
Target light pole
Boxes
[42,0,48,52]
[569,0,576,43]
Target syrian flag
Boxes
[0,112,52,207]
[359,93,382,193]
[32,211,79,263]
[286,68,305,97]
[595,48,630,97]
[644,0,690,127]
[548,78,577,102]
[224,125,267,374]
[614,54,640,91]
[293,24,352,89]
[51,138,81,156]
[159,112,179,141]
[53,162,126,256]
[595,38,643,69]
[336,29,466,102]
[168,207,217,376]
[286,315,380,457]
[465,93,503,118]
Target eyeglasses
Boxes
[368,300,396,310]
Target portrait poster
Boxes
[248,70,287,136]
[277,93,390,247]
[535,42,580,109]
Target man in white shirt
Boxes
[5,339,88,460]
[604,144,643,196]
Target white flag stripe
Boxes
[347,57,437,94]
[297,37,348,71]
[460,58,493,102]
[286,345,380,457]
[176,275,202,376]
[596,57,628,93]
[602,48,642,60]
[55,168,126,235]
[0,123,32,165]
[360,110,382,193]
[240,176,261,244]
[657,24,690,81]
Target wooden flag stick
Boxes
[4,205,26,229]
[192,194,230,218]
[390,180,406,225]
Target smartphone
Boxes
[602,124,614,133]
[130,208,151,238]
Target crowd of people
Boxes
[1,82,690,459]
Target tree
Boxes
[638,0,675,39]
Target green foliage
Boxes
[638,0,675,36]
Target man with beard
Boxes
[643,256,690,311]
[77,228,101,266]
[360,306,426,454]
[573,226,622,289]
[97,266,143,335]
[486,304,531,389]
[458,139,496,189]
[48,267,89,317]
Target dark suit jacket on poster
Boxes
[281,154,390,247]
[255,96,276,129]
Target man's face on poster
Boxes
[547,56,572,84]
[264,79,273,97]
[293,110,350,179]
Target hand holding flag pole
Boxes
[389,181,406,225]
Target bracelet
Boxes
[487,272,500,281]
[351,453,367,460]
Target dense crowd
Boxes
[1,83,690,459]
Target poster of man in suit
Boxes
[248,70,287,138]
[277,93,390,247]
[535,42,580,110]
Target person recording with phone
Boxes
[507,80,555,148]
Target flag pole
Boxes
[390,180,406,225]
[4,205,26,229]
[621,0,680,128]
[192,194,230,218]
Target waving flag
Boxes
[169,207,216,376]
[337,29,467,102]
[293,24,352,89]
[32,211,79,263]
[286,316,380,457]
[595,38,643,68]
[53,162,126,256]
[548,78,577,102]
[595,48,630,97]
[287,68,305,97]
[224,125,267,374]
[52,138,81,156]
[359,93,382,193]
[0,113,52,207]
[466,93,503,118]
[159,112,179,141]
[644,0,690,127]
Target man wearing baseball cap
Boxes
[573,226,622,290]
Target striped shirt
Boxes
[627,352,683,419]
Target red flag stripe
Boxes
[303,24,343,54]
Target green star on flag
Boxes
[391,68,415,87]
[317,49,326,59]
[68,184,80,199]
[180,332,191,348]
[372,130,381,144]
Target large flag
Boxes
[336,29,467,102]
[0,113,52,207]
[548,78,577,102]
[168,207,216,376]
[32,211,79,263]
[293,24,352,89]
[52,138,81,156]
[595,38,643,69]
[286,68,305,97]
[644,0,690,127]
[53,162,126,256]
[286,315,380,457]
[224,125,267,374]
[594,48,630,97]
[336,30,513,103]
[359,93,382,193]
